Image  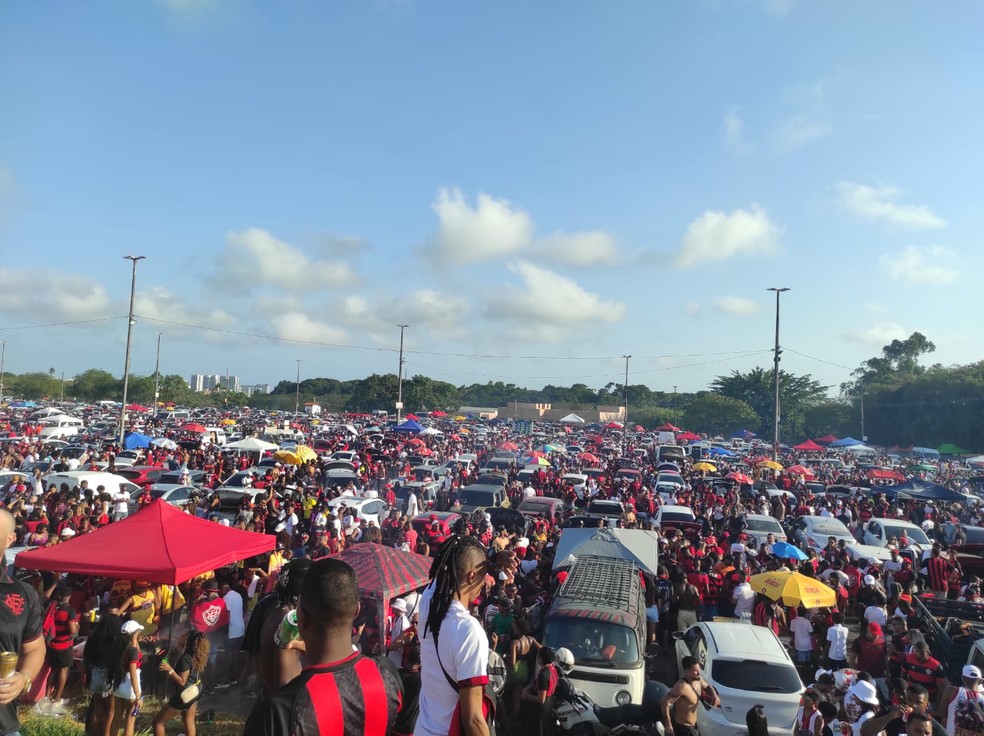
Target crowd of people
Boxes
[0,409,982,736]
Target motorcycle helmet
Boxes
[555,647,575,674]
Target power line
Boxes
[0,316,125,331]
[783,348,855,372]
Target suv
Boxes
[454,485,509,514]
[585,499,624,520]
[674,621,803,736]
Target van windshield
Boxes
[458,490,495,506]
[544,618,640,666]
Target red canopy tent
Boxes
[15,500,275,586]
[793,439,825,452]
[814,434,839,444]
[656,423,680,432]
[676,431,701,442]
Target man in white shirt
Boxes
[111,489,130,522]
[789,608,814,663]
[220,581,246,688]
[825,612,849,668]
[732,572,755,619]
[406,490,419,518]
[387,598,410,668]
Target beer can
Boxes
[0,652,18,679]
[274,609,299,648]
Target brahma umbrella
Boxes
[749,571,836,608]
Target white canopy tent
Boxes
[559,413,585,424]
[225,437,278,452]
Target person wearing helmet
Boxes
[555,647,575,675]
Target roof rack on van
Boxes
[559,555,638,610]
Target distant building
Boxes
[189,374,241,393]
[456,406,499,420]
[242,384,271,397]
[304,402,321,416]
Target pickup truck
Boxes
[912,595,984,683]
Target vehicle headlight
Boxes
[615,690,632,705]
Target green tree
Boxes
[8,372,60,400]
[404,375,460,413]
[345,374,400,412]
[681,393,759,436]
[711,367,829,436]
[70,369,120,401]
[842,331,936,398]
[158,374,192,405]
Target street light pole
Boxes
[673,385,677,426]
[119,255,146,446]
[295,360,301,416]
[396,324,408,423]
[622,355,631,447]
[153,332,162,414]
[767,287,790,462]
[0,341,6,406]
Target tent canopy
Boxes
[880,479,965,502]
[558,413,585,425]
[938,443,972,455]
[392,419,424,434]
[830,436,862,447]
[122,432,153,450]
[792,439,825,452]
[15,500,274,585]
[552,528,659,576]
[225,436,279,452]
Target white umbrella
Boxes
[225,437,278,452]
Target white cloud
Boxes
[268,312,348,344]
[314,235,370,256]
[487,261,625,333]
[334,290,469,338]
[879,245,958,285]
[837,182,946,230]
[685,302,702,317]
[134,286,239,343]
[773,82,830,153]
[675,205,781,268]
[423,188,533,264]
[535,231,618,266]
[843,322,909,349]
[213,228,358,293]
[0,269,113,321]
[722,106,750,155]
[712,295,762,316]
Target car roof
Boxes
[870,517,922,529]
[744,513,781,522]
[700,621,790,661]
[662,505,695,514]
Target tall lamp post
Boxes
[119,255,146,446]
[622,354,631,447]
[152,332,162,414]
[294,360,301,416]
[767,287,790,462]
[396,324,408,423]
[0,341,6,406]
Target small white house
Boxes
[303,402,322,416]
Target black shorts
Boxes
[48,646,74,669]
[672,719,700,736]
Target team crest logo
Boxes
[4,594,24,616]
[202,604,221,628]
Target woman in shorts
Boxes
[153,630,210,736]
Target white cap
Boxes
[863,574,876,586]
[61,528,76,538]
[848,680,879,705]
[121,620,144,635]
[391,598,408,613]
[964,665,982,679]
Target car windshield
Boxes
[661,511,694,522]
[883,525,931,545]
[810,518,851,535]
[543,618,640,667]
[712,659,802,693]
[458,490,494,505]
[519,501,554,514]
[746,518,782,532]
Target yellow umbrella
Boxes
[748,571,836,609]
[294,445,317,462]
[273,449,302,465]
[454,415,467,421]
[757,460,784,471]
[692,461,717,472]
[220,418,236,426]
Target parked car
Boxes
[743,513,787,548]
[326,495,391,527]
[585,499,624,520]
[157,469,207,487]
[142,484,199,509]
[790,515,856,554]
[115,465,164,490]
[674,621,803,736]
[655,505,701,537]
[517,497,564,523]
[862,518,932,550]
[410,511,462,537]
[560,473,588,499]
[453,484,510,514]
[396,480,441,512]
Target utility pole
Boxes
[860,394,865,442]
[673,385,678,426]
[0,341,6,405]
[396,324,408,423]
[60,372,65,402]
[153,332,162,413]
[294,360,301,416]
[119,255,146,446]
[622,355,631,447]
[767,287,790,462]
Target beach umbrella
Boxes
[770,541,809,561]
[521,456,551,467]
[757,460,784,471]
[578,452,599,465]
[499,442,519,451]
[726,472,752,484]
[786,465,815,479]
[748,571,836,608]
[692,461,717,472]
[182,423,207,433]
[150,438,178,450]
[907,464,935,472]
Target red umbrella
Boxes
[499,442,519,451]
[430,410,447,417]
[450,434,462,441]
[126,404,149,412]
[676,431,701,442]
[786,465,815,479]
[726,472,753,484]
[417,447,433,456]
[587,434,604,445]
[405,414,419,421]
[578,452,600,465]
[337,543,432,600]
[604,421,624,430]
[866,468,904,481]
[181,423,207,433]
[408,437,425,447]
[634,425,645,432]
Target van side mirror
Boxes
[671,631,684,641]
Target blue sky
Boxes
[0,0,981,397]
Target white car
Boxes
[330,450,359,463]
[143,484,199,509]
[674,621,804,736]
[791,515,857,554]
[560,473,588,499]
[862,518,931,550]
[326,495,391,527]
[744,514,787,548]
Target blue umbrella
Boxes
[771,541,808,561]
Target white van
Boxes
[204,427,227,446]
[39,426,80,441]
[43,471,140,499]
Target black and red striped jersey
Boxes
[244,652,403,736]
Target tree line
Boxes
[2,332,980,450]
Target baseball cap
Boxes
[61,528,77,538]
[849,679,879,705]
[392,598,408,613]
[121,620,144,635]
[863,574,876,586]
[867,622,883,636]
[964,665,982,680]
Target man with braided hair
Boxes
[416,535,517,736]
